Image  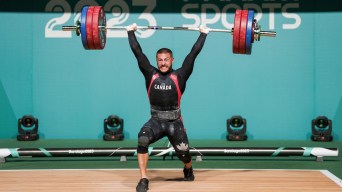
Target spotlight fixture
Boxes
[226,115,247,141]
[17,115,39,141]
[311,116,333,142]
[103,115,124,141]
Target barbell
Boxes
[62,6,276,55]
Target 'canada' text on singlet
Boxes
[154,83,172,90]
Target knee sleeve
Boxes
[137,127,154,153]
[176,150,192,164]
[137,145,148,154]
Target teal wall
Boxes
[0,1,341,140]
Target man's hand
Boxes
[199,25,210,34]
[126,23,137,31]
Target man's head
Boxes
[156,48,174,73]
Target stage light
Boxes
[311,116,333,142]
[17,115,39,141]
[226,115,248,141]
[103,115,124,141]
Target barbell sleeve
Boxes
[259,31,276,37]
[62,26,79,31]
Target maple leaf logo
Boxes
[176,142,189,151]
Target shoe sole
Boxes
[184,176,195,181]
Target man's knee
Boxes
[176,150,192,163]
[174,141,191,163]
[137,127,153,153]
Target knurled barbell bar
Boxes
[62,6,276,54]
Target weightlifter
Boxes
[126,23,209,192]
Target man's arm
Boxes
[177,25,209,81]
[127,23,155,76]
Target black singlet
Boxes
[128,31,207,111]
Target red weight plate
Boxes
[239,10,248,54]
[92,6,101,49]
[86,6,95,49]
[91,6,106,50]
[233,10,242,54]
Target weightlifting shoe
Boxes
[136,178,149,192]
[183,166,195,181]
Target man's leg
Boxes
[167,119,195,181]
[136,119,163,192]
[136,152,150,192]
[138,153,149,179]
[183,160,195,181]
[184,160,192,169]
[136,127,152,192]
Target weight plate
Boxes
[239,10,248,54]
[92,6,101,49]
[245,10,254,55]
[252,20,255,43]
[98,6,106,49]
[233,10,242,54]
[86,6,95,49]
[92,6,106,50]
[80,6,89,49]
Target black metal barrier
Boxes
[0,147,338,163]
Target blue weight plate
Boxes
[245,10,254,55]
[81,6,89,49]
